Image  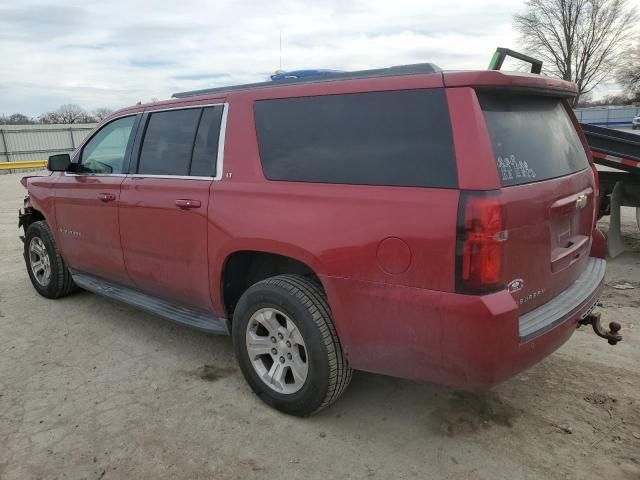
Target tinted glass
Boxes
[254,89,457,188]
[138,108,201,175]
[190,106,224,177]
[80,116,135,174]
[477,93,589,186]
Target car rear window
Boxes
[254,89,457,188]
[477,93,589,187]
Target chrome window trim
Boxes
[99,111,141,123]
[214,103,229,181]
[64,173,128,177]
[129,174,213,181]
[144,102,225,112]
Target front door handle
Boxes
[175,199,201,209]
[97,192,116,202]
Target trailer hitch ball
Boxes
[579,312,622,345]
[607,322,622,345]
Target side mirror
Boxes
[47,153,71,172]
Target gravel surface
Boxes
[1,173,639,480]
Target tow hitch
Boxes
[579,312,622,345]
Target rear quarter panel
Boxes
[207,84,459,321]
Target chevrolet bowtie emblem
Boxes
[576,194,588,209]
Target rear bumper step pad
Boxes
[519,257,605,342]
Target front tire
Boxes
[232,274,352,416]
[24,221,75,299]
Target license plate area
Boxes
[549,188,593,273]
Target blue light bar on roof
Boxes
[270,69,345,81]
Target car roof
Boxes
[106,65,579,121]
[171,62,442,98]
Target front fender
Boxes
[20,174,59,238]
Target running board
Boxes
[71,271,230,335]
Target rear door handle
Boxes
[97,192,116,202]
[175,199,201,209]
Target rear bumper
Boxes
[322,257,605,389]
[519,257,605,341]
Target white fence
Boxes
[0,123,97,163]
[574,105,640,127]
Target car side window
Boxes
[137,109,201,176]
[254,89,457,188]
[190,106,224,177]
[136,106,224,177]
[80,116,136,174]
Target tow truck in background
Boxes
[489,48,640,258]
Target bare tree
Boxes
[0,113,34,125]
[41,104,95,124]
[577,92,635,106]
[514,0,637,104]
[616,43,640,99]
[92,107,114,121]
[38,112,58,124]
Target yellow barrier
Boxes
[0,160,48,171]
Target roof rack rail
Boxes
[172,62,442,98]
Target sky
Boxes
[0,0,635,117]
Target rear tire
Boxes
[232,274,352,416]
[24,221,75,299]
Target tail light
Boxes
[455,191,507,294]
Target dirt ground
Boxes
[0,172,638,480]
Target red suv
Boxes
[19,64,607,416]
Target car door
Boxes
[55,114,141,285]
[119,103,226,310]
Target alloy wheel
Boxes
[28,237,51,286]
[245,307,309,394]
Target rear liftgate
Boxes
[488,46,623,347]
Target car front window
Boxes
[80,116,136,174]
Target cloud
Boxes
[2,0,528,116]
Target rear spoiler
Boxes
[460,47,576,98]
[443,70,577,98]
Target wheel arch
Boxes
[19,206,46,234]
[20,182,58,242]
[219,248,324,320]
